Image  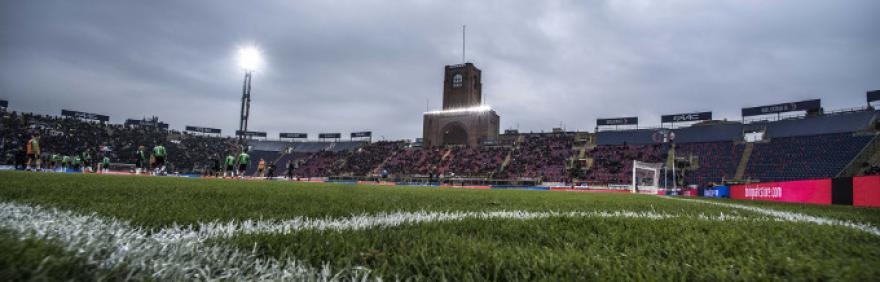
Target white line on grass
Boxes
[664,197,880,236]
[0,201,766,281]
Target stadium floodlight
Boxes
[237,46,261,141]
[238,47,261,72]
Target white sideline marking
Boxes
[0,201,762,280]
[664,197,880,236]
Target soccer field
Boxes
[1,171,878,280]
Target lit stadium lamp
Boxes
[238,47,261,72]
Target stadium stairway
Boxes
[370,151,398,177]
[441,149,453,161]
[270,147,293,169]
[838,133,880,177]
[498,151,513,173]
[499,135,527,175]
[734,142,754,180]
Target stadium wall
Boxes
[595,129,655,145]
[673,123,743,143]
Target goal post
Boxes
[632,160,662,194]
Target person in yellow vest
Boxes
[26,132,41,172]
[258,158,266,177]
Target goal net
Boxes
[632,160,662,194]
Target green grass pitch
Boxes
[1,171,878,280]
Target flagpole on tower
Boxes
[462,25,466,63]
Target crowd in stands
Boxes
[383,147,448,177]
[583,144,667,185]
[3,110,877,186]
[443,146,509,178]
[294,150,344,178]
[501,134,576,182]
[336,141,403,176]
[0,111,238,172]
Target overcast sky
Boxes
[2,0,878,140]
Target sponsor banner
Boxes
[491,186,550,191]
[61,109,110,122]
[235,130,267,137]
[853,175,880,207]
[357,181,396,186]
[351,131,372,138]
[395,182,441,187]
[741,99,821,117]
[324,179,358,184]
[186,126,221,134]
[125,119,169,129]
[704,189,718,197]
[548,188,630,193]
[868,90,880,103]
[280,133,307,139]
[702,186,729,198]
[661,112,712,123]
[441,184,491,190]
[731,179,832,204]
[597,117,638,126]
[319,133,341,139]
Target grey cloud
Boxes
[1,0,878,139]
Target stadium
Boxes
[2,1,880,281]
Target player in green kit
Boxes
[135,145,147,175]
[81,149,93,173]
[224,153,236,178]
[61,155,70,172]
[237,149,250,179]
[49,153,60,170]
[72,155,82,172]
[101,155,111,173]
[152,144,167,175]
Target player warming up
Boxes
[152,144,167,175]
[25,132,41,172]
[135,145,147,175]
[237,149,250,179]
[224,152,236,178]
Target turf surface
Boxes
[1,171,878,280]
[0,171,761,229]
[0,230,129,281]
[226,217,880,281]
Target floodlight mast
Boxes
[237,47,259,142]
[238,70,252,141]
